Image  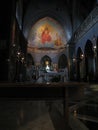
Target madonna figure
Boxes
[41,26,52,44]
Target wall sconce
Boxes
[17,51,21,60]
[93,45,97,50]
[21,57,25,63]
[12,43,16,47]
[93,45,97,57]
[80,54,84,60]
[17,51,21,56]
[73,57,76,63]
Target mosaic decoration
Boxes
[28,17,66,49]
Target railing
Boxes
[73,6,98,42]
[77,114,98,123]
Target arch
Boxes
[26,53,34,67]
[40,55,52,68]
[23,9,72,41]
[77,47,84,59]
[84,40,95,81]
[76,47,84,81]
[58,54,68,69]
[85,40,94,57]
[27,17,66,49]
[96,36,98,56]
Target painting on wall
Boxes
[28,17,67,49]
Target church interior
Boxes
[0,0,98,130]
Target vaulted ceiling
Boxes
[17,0,96,43]
[0,0,96,40]
[22,0,96,19]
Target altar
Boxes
[26,64,68,83]
[47,70,65,81]
[38,70,66,83]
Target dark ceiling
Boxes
[22,0,96,17]
[0,0,96,39]
[21,0,96,39]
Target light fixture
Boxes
[73,57,76,63]
[93,45,96,50]
[46,64,50,71]
[21,57,25,63]
[80,54,84,59]
[45,60,49,65]
[93,45,97,57]
[12,44,16,47]
[45,60,50,71]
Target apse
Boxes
[27,17,67,50]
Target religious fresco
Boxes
[28,17,66,49]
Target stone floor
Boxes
[0,100,71,130]
[1,82,97,130]
[18,113,55,130]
